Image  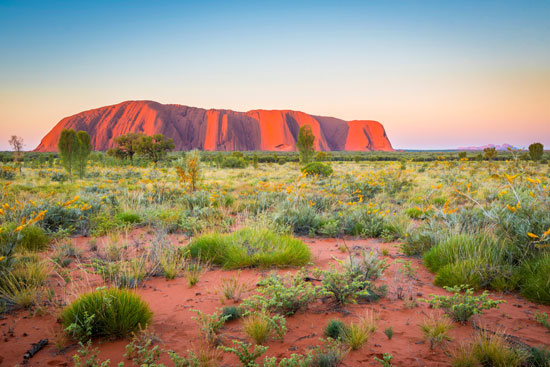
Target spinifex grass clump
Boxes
[423,233,518,291]
[520,252,550,305]
[324,319,345,340]
[61,288,152,340]
[186,227,311,269]
[419,313,453,349]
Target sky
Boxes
[0,0,549,150]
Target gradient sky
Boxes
[1,0,549,150]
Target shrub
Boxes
[314,266,370,306]
[301,162,333,177]
[423,285,505,323]
[222,306,242,321]
[221,156,248,168]
[263,352,314,367]
[401,225,442,256]
[419,313,453,349]
[272,203,321,235]
[187,228,311,269]
[342,206,387,237]
[344,250,388,281]
[242,270,320,316]
[61,288,153,340]
[383,327,393,340]
[534,311,550,332]
[324,319,345,340]
[0,223,49,252]
[29,200,95,235]
[115,211,142,225]
[0,166,16,180]
[218,340,268,367]
[374,354,394,367]
[191,309,229,344]
[520,252,550,304]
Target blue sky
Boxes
[1,0,549,150]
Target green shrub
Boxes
[187,228,311,269]
[324,319,345,340]
[218,340,267,367]
[534,311,550,331]
[222,306,242,321]
[496,200,550,257]
[272,203,321,235]
[191,309,229,344]
[0,166,16,180]
[342,206,387,237]
[242,270,320,316]
[301,162,333,177]
[0,223,49,252]
[314,266,370,305]
[424,285,505,323]
[29,201,95,235]
[61,288,153,340]
[115,211,142,225]
[401,225,442,256]
[221,156,248,168]
[520,252,550,304]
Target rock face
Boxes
[35,101,394,152]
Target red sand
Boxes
[1,234,549,366]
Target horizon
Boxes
[1,0,549,151]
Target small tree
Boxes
[483,147,497,161]
[529,142,544,162]
[75,131,92,178]
[252,153,259,169]
[58,129,79,178]
[175,150,201,191]
[107,133,143,162]
[136,134,175,163]
[458,152,467,160]
[296,125,315,164]
[8,135,24,174]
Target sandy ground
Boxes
[1,232,549,367]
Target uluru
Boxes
[34,100,394,152]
